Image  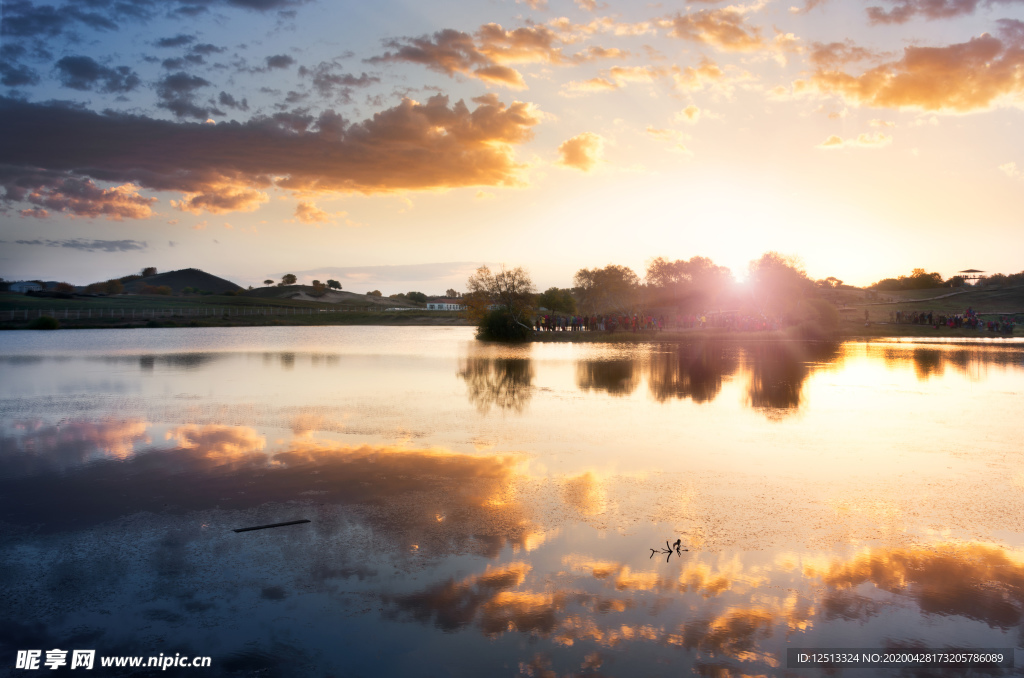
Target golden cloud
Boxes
[817,131,893,149]
[1,94,540,219]
[661,6,766,52]
[797,31,1024,112]
[557,132,604,171]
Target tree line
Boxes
[465,252,848,340]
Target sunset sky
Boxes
[1,0,1022,292]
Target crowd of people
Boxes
[889,307,1017,333]
[533,311,784,333]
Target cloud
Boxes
[0,61,39,87]
[999,161,1020,178]
[0,169,156,220]
[294,200,335,224]
[557,132,604,171]
[218,91,250,111]
[369,22,624,89]
[676,104,701,123]
[660,5,767,52]
[298,62,380,99]
[265,54,296,69]
[796,31,1024,112]
[0,94,540,219]
[156,71,212,119]
[55,56,140,93]
[564,65,668,94]
[646,126,692,154]
[156,34,195,48]
[2,0,307,40]
[817,132,893,149]
[13,238,148,251]
[863,0,1019,24]
[808,41,878,68]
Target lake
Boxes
[1,327,1022,676]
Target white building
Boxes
[426,297,466,311]
[10,281,43,293]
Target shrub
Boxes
[28,316,60,330]
[477,309,531,342]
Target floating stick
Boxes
[233,519,310,533]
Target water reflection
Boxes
[458,357,534,413]
[387,542,1023,674]
[646,343,739,404]
[0,423,534,555]
[576,360,641,396]
[743,343,838,417]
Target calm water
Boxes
[1,327,1023,676]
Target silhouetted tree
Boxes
[445,288,460,298]
[368,290,382,297]
[279,274,297,286]
[264,279,274,286]
[573,264,639,314]
[327,279,341,290]
[466,265,536,339]
[141,267,157,277]
[537,287,576,313]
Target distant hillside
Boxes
[124,268,243,294]
[241,285,418,307]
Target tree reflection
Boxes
[647,343,740,403]
[744,342,840,418]
[575,360,641,396]
[458,357,534,413]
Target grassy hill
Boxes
[240,285,421,308]
[123,268,243,295]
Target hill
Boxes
[240,286,420,308]
[124,268,243,295]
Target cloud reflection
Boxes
[389,542,1024,673]
[0,423,536,553]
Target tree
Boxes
[368,290,383,297]
[310,280,328,297]
[280,273,297,286]
[466,265,536,339]
[141,267,157,277]
[406,291,428,304]
[445,288,460,298]
[106,279,124,295]
[264,279,274,286]
[645,256,731,309]
[54,282,75,293]
[573,264,639,314]
[746,252,811,317]
[327,279,341,290]
[537,287,576,313]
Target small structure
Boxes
[426,297,466,311]
[958,269,985,284]
[9,281,43,293]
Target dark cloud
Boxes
[0,0,118,38]
[218,91,249,111]
[161,58,187,70]
[0,61,39,87]
[55,56,140,93]
[14,238,148,251]
[156,34,196,48]
[0,168,156,219]
[265,54,295,69]
[0,93,539,218]
[156,71,212,119]
[2,0,308,41]
[298,61,379,99]
[191,43,225,55]
[865,0,1023,24]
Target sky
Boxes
[1,0,1023,293]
